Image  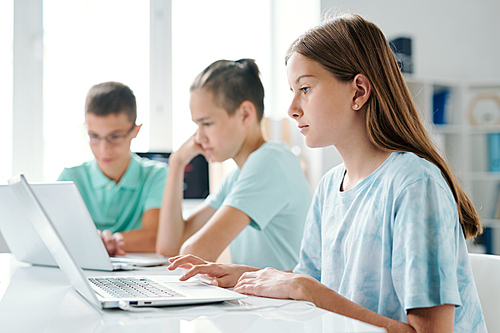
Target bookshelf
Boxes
[405,77,500,254]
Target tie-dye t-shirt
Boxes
[293,152,486,332]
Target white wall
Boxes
[297,0,500,190]
[320,0,500,80]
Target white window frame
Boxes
[13,0,44,181]
[11,0,320,183]
[11,0,174,181]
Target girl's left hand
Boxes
[233,267,304,300]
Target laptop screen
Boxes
[135,152,209,199]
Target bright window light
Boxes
[171,0,271,150]
[43,0,150,181]
[0,0,13,184]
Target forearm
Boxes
[156,158,190,256]
[179,206,251,262]
[180,238,219,262]
[120,229,157,252]
[292,275,415,333]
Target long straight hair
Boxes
[286,13,481,239]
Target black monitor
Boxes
[135,152,209,199]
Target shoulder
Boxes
[132,154,168,177]
[58,160,96,180]
[387,152,443,182]
[384,152,452,197]
[245,142,298,169]
[256,141,296,157]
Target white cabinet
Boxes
[405,77,500,253]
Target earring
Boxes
[354,104,359,109]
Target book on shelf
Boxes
[492,181,500,220]
[432,89,450,125]
[487,132,500,172]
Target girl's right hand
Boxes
[167,254,255,288]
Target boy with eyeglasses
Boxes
[58,82,168,256]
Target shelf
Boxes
[479,219,500,228]
[468,172,500,181]
[432,124,462,133]
[467,125,500,134]
[407,78,500,253]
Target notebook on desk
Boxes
[7,174,244,309]
[0,181,169,271]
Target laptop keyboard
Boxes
[89,277,185,298]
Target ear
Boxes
[132,124,142,139]
[351,74,371,111]
[238,100,257,126]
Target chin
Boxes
[304,138,330,149]
[210,156,224,163]
[304,139,320,148]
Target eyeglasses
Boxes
[88,124,136,146]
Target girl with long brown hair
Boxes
[166,14,486,332]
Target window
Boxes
[171,0,271,149]
[10,0,319,183]
[0,1,13,183]
[43,0,150,181]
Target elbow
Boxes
[179,241,217,262]
[179,242,194,256]
[155,237,181,257]
[155,243,166,256]
[156,243,180,257]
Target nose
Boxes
[96,139,114,153]
[287,96,303,120]
[195,127,207,143]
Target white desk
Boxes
[0,254,386,332]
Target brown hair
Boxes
[85,81,137,123]
[190,59,265,121]
[286,13,482,239]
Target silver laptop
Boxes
[7,174,245,309]
[0,181,169,271]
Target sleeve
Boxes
[391,176,463,311]
[222,154,290,231]
[143,165,168,211]
[292,183,323,281]
[57,168,72,181]
[204,169,236,210]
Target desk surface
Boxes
[0,253,386,333]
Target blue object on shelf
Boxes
[483,227,494,254]
[433,89,450,124]
[487,133,500,172]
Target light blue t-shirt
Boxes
[205,142,311,270]
[294,152,486,332]
[58,153,168,233]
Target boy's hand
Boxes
[98,229,126,256]
[169,132,205,167]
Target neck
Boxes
[100,154,132,184]
[232,127,266,169]
[331,108,391,191]
[338,144,391,191]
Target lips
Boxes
[298,125,309,133]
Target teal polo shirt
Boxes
[205,142,311,270]
[57,153,168,233]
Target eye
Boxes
[300,87,310,94]
[108,135,121,141]
[202,122,213,127]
